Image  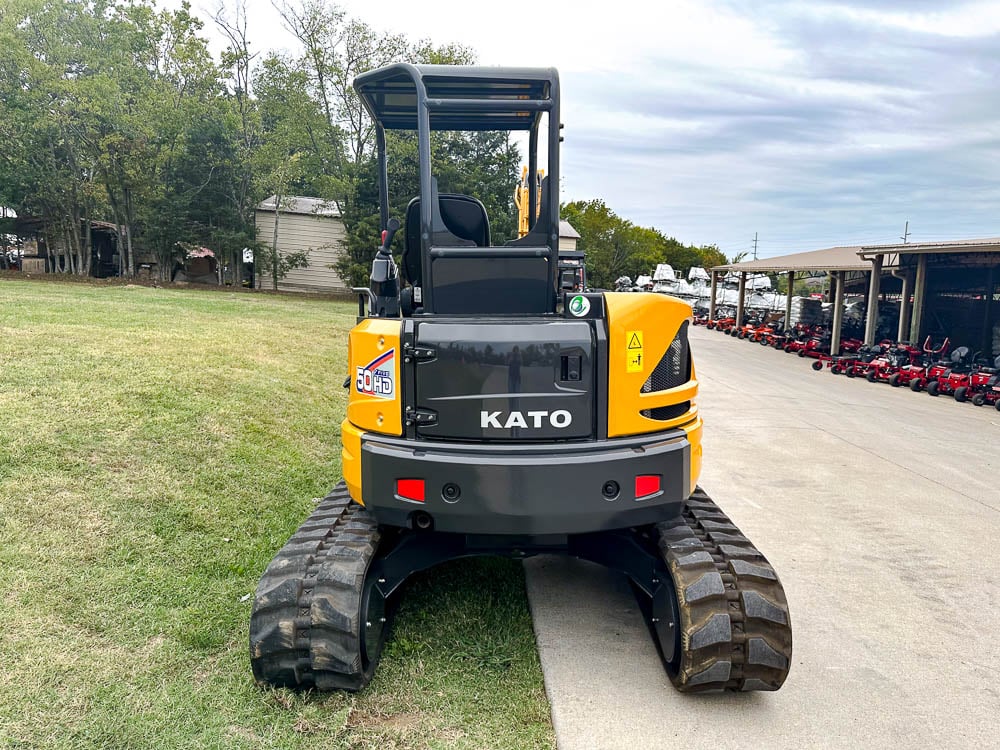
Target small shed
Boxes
[558,220,581,252]
[255,195,347,293]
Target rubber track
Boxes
[655,487,792,691]
[249,482,382,691]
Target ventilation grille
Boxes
[640,321,691,422]
[642,401,691,421]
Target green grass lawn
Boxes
[0,278,553,750]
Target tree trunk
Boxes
[69,211,85,276]
[122,186,136,278]
[62,223,75,275]
[124,224,135,278]
[234,247,244,289]
[271,194,282,291]
[83,211,92,277]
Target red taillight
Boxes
[635,475,661,499]
[396,478,425,503]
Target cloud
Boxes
[179,0,1000,258]
[557,1,1000,256]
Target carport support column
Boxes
[909,254,927,343]
[864,254,884,345]
[736,272,747,326]
[831,271,845,355]
[784,271,794,329]
[898,272,914,343]
[709,271,719,320]
[982,267,995,356]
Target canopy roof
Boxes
[712,245,875,273]
[714,237,1000,274]
[859,237,1000,259]
[354,63,555,131]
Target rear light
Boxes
[396,479,425,503]
[635,474,661,500]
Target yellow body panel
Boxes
[681,415,704,495]
[341,295,703,504]
[605,291,700,436]
[341,419,364,505]
[343,317,404,506]
[346,318,403,436]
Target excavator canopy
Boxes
[354,63,557,131]
[353,64,563,315]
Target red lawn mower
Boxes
[838,343,887,378]
[970,372,1000,410]
[953,355,1000,403]
[885,337,947,388]
[809,338,868,373]
[865,341,922,384]
[783,324,818,353]
[895,338,951,391]
[924,346,976,397]
[711,315,737,333]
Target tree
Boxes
[0,0,240,280]
[697,244,727,271]
[562,199,729,288]
[272,0,516,289]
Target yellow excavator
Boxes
[514,165,543,238]
[515,165,586,292]
[250,64,791,692]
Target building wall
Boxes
[255,210,348,293]
[21,258,45,274]
[558,237,578,252]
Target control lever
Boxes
[380,217,400,254]
[369,217,400,317]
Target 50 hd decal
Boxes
[356,349,395,398]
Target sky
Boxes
[184,0,1000,260]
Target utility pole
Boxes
[900,221,910,244]
[752,232,758,260]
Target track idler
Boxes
[649,488,792,691]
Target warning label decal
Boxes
[626,331,644,372]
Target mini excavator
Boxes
[250,64,792,692]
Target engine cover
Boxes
[412,319,594,441]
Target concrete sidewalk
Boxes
[525,325,1000,750]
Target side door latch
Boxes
[403,344,436,363]
[405,407,438,426]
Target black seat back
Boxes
[403,189,490,286]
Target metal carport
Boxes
[711,245,893,355]
[859,238,1000,356]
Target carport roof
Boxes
[712,245,875,273]
[858,237,1000,259]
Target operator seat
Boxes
[402,178,551,316]
[403,183,490,287]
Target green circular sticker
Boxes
[569,295,590,317]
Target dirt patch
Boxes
[346,709,421,732]
[228,725,262,743]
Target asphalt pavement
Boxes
[525,325,1000,750]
